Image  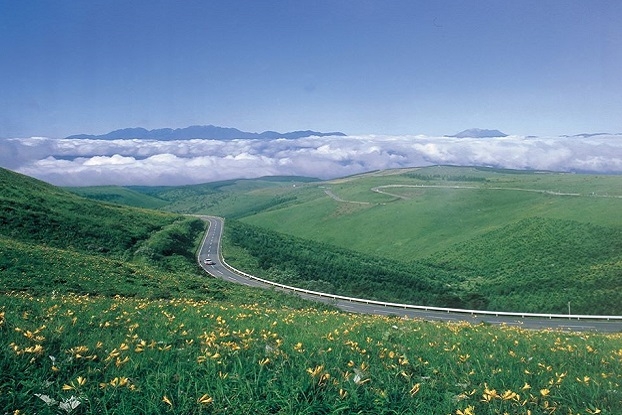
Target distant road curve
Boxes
[370,184,622,200]
[322,183,603,205]
[197,216,622,333]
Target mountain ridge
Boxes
[446,128,508,138]
[66,125,347,140]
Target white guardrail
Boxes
[203,218,622,322]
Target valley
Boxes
[2,165,622,414]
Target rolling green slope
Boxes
[0,167,324,307]
[36,165,622,314]
[0,167,207,296]
[67,176,320,217]
[1,168,178,258]
[241,167,622,261]
[227,166,622,314]
[2,170,622,414]
[424,217,622,313]
[67,185,169,210]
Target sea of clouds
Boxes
[1,134,621,186]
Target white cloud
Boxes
[1,134,622,186]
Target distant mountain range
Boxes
[562,132,621,138]
[66,125,347,140]
[446,128,509,138]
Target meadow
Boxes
[67,166,622,314]
[3,291,622,414]
[3,166,622,413]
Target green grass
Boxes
[223,166,622,314]
[425,217,622,314]
[241,168,622,260]
[68,176,320,217]
[221,218,622,314]
[61,166,622,314]
[2,292,622,414]
[2,166,622,414]
[0,167,318,307]
[67,186,169,210]
[1,168,181,259]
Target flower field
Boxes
[2,291,621,414]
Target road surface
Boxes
[197,216,622,333]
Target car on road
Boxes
[204,258,215,265]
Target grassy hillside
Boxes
[64,166,622,314]
[219,166,622,315]
[1,168,179,258]
[67,185,169,210]
[0,168,335,308]
[2,167,622,414]
[3,291,621,415]
[241,167,622,260]
[68,176,320,218]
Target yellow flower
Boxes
[459,354,470,363]
[115,356,130,367]
[576,376,590,384]
[501,390,519,401]
[456,405,475,415]
[307,365,324,378]
[197,393,213,405]
[540,388,550,397]
[162,396,173,407]
[481,384,499,402]
[62,376,86,391]
[258,357,270,367]
[409,383,421,396]
[318,372,331,386]
[521,382,531,391]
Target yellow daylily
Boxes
[162,395,173,407]
[197,393,213,405]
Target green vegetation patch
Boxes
[425,217,622,315]
[223,220,467,307]
[1,168,179,259]
[67,186,169,210]
[69,176,321,217]
[1,292,621,414]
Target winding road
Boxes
[197,216,622,333]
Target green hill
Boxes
[68,176,320,218]
[63,166,622,314]
[1,167,622,414]
[66,185,169,210]
[220,166,622,315]
[1,168,177,257]
[0,167,327,307]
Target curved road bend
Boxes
[197,216,622,333]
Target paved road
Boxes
[197,216,622,333]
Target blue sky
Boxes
[1,0,622,138]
